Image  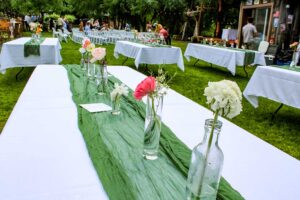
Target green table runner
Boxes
[133,40,171,48]
[200,44,255,66]
[272,65,300,72]
[64,64,244,200]
[24,37,46,57]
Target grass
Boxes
[1,32,300,160]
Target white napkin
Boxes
[80,103,112,113]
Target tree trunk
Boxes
[193,12,202,37]
[215,0,222,37]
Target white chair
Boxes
[63,28,72,39]
[52,28,59,38]
[258,41,274,65]
[58,29,68,42]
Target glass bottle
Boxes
[143,94,163,160]
[186,119,224,200]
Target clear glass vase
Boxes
[111,96,121,115]
[186,119,224,200]
[143,94,163,160]
[87,60,95,79]
[80,53,85,70]
[95,64,108,95]
[83,54,90,74]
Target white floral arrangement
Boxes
[111,83,129,103]
[204,80,242,119]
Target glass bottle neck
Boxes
[203,119,222,146]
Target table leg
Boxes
[194,59,200,66]
[271,103,284,120]
[122,57,128,65]
[243,65,249,78]
[16,67,24,80]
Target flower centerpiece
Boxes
[289,42,299,67]
[134,68,171,160]
[90,47,108,94]
[79,38,95,74]
[29,22,42,40]
[186,80,242,200]
[110,83,129,115]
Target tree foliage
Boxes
[4,0,243,37]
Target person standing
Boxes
[242,17,257,50]
[24,14,31,31]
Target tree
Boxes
[10,0,66,22]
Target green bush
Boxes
[64,15,76,23]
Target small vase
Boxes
[143,94,163,160]
[83,54,90,74]
[80,53,85,70]
[186,119,224,200]
[95,64,108,95]
[111,96,121,115]
[87,60,95,79]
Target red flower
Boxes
[134,76,156,100]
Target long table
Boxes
[184,43,266,75]
[114,41,184,71]
[0,37,62,74]
[0,65,299,200]
[244,66,300,109]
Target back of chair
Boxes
[258,41,269,54]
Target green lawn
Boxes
[1,32,300,160]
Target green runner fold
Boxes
[24,37,45,57]
[64,64,244,200]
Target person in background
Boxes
[146,21,152,32]
[157,24,170,45]
[24,14,31,31]
[79,20,84,32]
[125,23,130,31]
[56,15,64,30]
[84,21,91,34]
[93,19,100,30]
[242,17,257,50]
[49,18,54,31]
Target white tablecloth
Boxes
[0,37,62,73]
[221,29,238,41]
[243,66,300,108]
[114,41,184,71]
[0,65,299,200]
[184,43,266,75]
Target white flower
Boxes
[111,83,129,101]
[79,47,86,54]
[204,80,242,119]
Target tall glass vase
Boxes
[95,64,108,95]
[186,119,224,200]
[143,95,163,160]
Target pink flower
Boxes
[82,38,91,49]
[90,47,106,63]
[134,76,156,100]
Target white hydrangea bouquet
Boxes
[204,80,242,122]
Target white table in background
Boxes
[0,37,62,74]
[244,66,300,109]
[114,41,184,71]
[0,65,299,200]
[184,43,266,75]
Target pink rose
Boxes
[134,76,156,100]
[90,47,106,63]
[82,38,91,49]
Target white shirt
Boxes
[242,23,257,43]
[25,15,31,23]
